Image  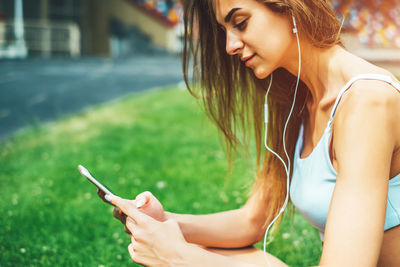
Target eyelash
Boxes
[234,19,248,30]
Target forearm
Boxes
[166,208,263,248]
[175,243,260,267]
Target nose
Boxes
[225,31,243,55]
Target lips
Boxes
[242,54,256,67]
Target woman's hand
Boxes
[97,190,167,233]
[133,191,167,222]
[107,195,189,266]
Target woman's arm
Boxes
[109,194,262,267]
[166,191,269,248]
[319,84,399,266]
[110,189,270,249]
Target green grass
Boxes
[0,87,322,266]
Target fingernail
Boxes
[136,199,145,208]
[104,194,113,202]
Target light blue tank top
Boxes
[290,74,400,240]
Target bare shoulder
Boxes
[332,77,400,147]
[345,77,399,103]
[334,78,400,121]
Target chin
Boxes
[252,63,277,80]
[253,67,270,80]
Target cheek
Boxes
[253,15,293,56]
[252,28,293,74]
[259,31,291,57]
[245,15,294,78]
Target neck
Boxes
[282,39,347,111]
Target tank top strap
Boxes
[327,73,400,129]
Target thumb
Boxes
[135,191,152,208]
[105,194,148,225]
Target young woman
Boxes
[101,0,400,266]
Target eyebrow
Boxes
[224,8,241,23]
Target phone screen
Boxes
[78,165,115,198]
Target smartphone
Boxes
[78,165,116,201]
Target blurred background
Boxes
[332,0,400,74]
[0,1,399,266]
[0,0,185,140]
[0,0,400,139]
[0,0,183,58]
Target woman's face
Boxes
[214,0,296,79]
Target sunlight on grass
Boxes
[0,87,321,266]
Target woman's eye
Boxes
[234,19,247,30]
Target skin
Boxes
[218,0,295,79]
[102,0,400,266]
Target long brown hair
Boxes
[182,0,342,228]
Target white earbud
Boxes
[292,15,298,34]
[264,79,271,124]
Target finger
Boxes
[130,234,138,245]
[106,195,149,225]
[112,207,126,223]
[124,225,131,235]
[125,217,145,241]
[112,207,120,219]
[135,191,152,208]
[121,213,127,224]
[97,189,106,201]
[128,243,136,262]
[125,217,137,234]
[128,242,143,264]
[129,235,141,251]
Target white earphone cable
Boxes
[263,15,302,267]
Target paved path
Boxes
[2,54,398,141]
[0,55,183,140]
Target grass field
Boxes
[0,86,322,266]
